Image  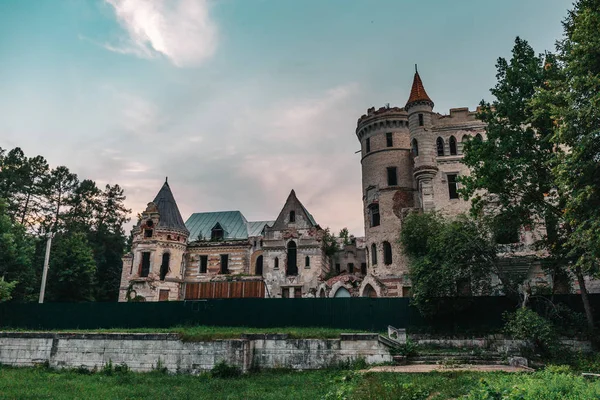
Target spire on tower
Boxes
[405,69,434,110]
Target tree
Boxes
[541,0,600,329]
[338,228,351,245]
[0,200,37,301]
[46,232,97,302]
[0,277,18,302]
[400,212,500,316]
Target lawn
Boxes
[1,366,599,400]
[1,326,368,341]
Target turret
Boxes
[406,69,438,211]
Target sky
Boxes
[0,0,574,236]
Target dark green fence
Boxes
[0,295,597,333]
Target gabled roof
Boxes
[269,189,319,230]
[185,211,274,241]
[152,180,188,233]
[405,70,434,109]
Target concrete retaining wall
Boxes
[0,332,391,373]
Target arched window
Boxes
[475,133,483,141]
[371,243,377,265]
[305,256,310,268]
[411,138,419,157]
[274,257,279,269]
[334,287,351,298]
[436,137,445,156]
[368,204,380,227]
[286,241,297,276]
[256,255,263,275]
[160,253,170,281]
[383,241,392,265]
[289,210,296,223]
[462,134,471,142]
[449,136,457,155]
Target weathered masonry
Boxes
[0,332,391,373]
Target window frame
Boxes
[387,167,398,186]
[199,255,208,274]
[386,132,393,147]
[369,204,380,227]
[220,254,229,274]
[365,137,371,153]
[447,173,459,199]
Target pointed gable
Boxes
[270,189,318,230]
[152,179,189,234]
[405,70,434,109]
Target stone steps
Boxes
[393,353,507,366]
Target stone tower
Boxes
[355,99,416,297]
[405,69,437,211]
[119,179,189,302]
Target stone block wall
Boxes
[0,332,391,374]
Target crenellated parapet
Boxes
[356,106,408,141]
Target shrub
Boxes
[210,361,241,379]
[504,308,560,357]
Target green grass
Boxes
[1,366,600,400]
[0,326,367,341]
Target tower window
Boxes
[368,204,380,227]
[140,252,151,277]
[365,137,371,153]
[256,255,263,275]
[386,132,393,147]
[287,241,298,276]
[371,243,377,265]
[348,263,354,273]
[418,114,424,126]
[411,139,419,157]
[144,229,153,238]
[289,210,296,223]
[437,137,445,156]
[383,241,392,265]
[274,257,279,269]
[447,174,459,199]
[361,263,367,275]
[305,256,310,268]
[199,255,208,273]
[160,253,170,281]
[449,136,457,155]
[220,254,229,274]
[387,167,398,186]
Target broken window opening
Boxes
[360,263,367,275]
[371,243,377,265]
[348,263,354,273]
[144,229,153,238]
[199,255,208,273]
[140,252,151,277]
[286,241,298,276]
[274,257,279,269]
[418,114,424,126]
[289,210,296,223]
[387,167,398,186]
[447,174,459,199]
[386,132,393,147]
[369,204,380,227]
[211,223,224,241]
[220,254,229,274]
[411,138,419,157]
[383,241,392,265]
[159,252,170,281]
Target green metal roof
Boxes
[185,211,274,241]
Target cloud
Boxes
[104,0,217,67]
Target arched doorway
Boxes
[333,287,351,298]
[255,255,263,276]
[286,241,297,276]
[319,288,326,298]
[363,284,377,298]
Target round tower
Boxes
[405,69,438,211]
[355,105,416,296]
[119,178,189,302]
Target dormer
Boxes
[211,222,225,241]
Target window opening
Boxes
[211,223,224,241]
[199,255,208,273]
[348,263,354,273]
[144,229,153,238]
[361,263,367,275]
[140,252,151,277]
[274,257,279,269]
[305,256,310,268]
[449,136,457,155]
[371,243,377,265]
[383,241,392,265]
[436,137,445,156]
[289,210,296,223]
[418,114,424,126]
[365,137,371,153]
[447,174,459,199]
[387,167,398,186]
[369,204,380,227]
[386,132,393,147]
[294,287,302,298]
[159,253,170,281]
[256,255,263,275]
[411,139,419,156]
[220,254,229,274]
[286,241,298,276]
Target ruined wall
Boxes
[0,333,391,373]
[184,243,251,281]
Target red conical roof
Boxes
[406,71,433,108]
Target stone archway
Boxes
[359,275,385,297]
[363,284,377,298]
[333,287,351,298]
[329,281,352,298]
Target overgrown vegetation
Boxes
[1,365,599,400]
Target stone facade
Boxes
[355,71,551,298]
[119,187,332,301]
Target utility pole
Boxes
[38,232,55,304]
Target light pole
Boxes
[38,232,55,304]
